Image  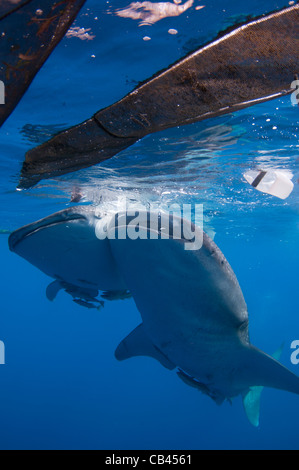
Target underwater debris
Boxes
[244,169,294,200]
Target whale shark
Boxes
[8,206,299,425]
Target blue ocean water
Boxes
[0,0,298,450]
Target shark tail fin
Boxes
[242,343,294,427]
[242,344,299,394]
[242,386,263,427]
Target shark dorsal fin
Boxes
[115,323,175,370]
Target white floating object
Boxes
[244,169,294,199]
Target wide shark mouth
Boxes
[8,208,89,252]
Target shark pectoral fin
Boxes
[242,344,285,427]
[115,324,175,370]
[46,280,62,301]
[242,386,263,427]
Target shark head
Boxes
[8,206,127,293]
